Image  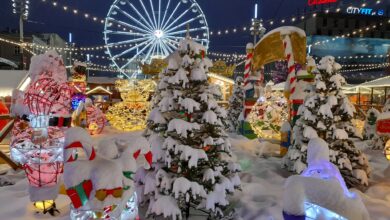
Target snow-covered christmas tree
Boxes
[283,56,370,189]
[226,76,245,132]
[136,38,241,219]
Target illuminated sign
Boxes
[346,7,385,16]
[308,0,337,6]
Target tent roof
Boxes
[355,76,390,88]
[272,82,285,91]
[0,70,28,97]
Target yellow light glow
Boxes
[385,142,390,161]
[106,79,155,131]
[34,200,54,211]
[86,86,113,95]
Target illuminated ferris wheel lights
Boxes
[104,0,209,77]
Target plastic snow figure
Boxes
[283,138,370,220]
[283,56,370,189]
[226,77,245,132]
[362,108,385,150]
[136,37,241,220]
[10,50,72,215]
[64,127,152,219]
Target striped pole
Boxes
[282,35,297,99]
[244,43,254,90]
[282,34,301,129]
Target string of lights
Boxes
[340,63,389,73]
[336,54,389,60]
[37,0,386,40]
[343,62,390,68]
[12,0,387,63]
[309,22,389,48]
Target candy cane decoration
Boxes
[244,43,254,90]
[282,34,297,99]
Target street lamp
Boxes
[250,3,266,45]
[12,0,30,69]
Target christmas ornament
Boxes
[248,89,288,140]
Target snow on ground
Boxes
[0,127,390,219]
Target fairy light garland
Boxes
[308,22,388,47]
[106,79,156,131]
[340,63,390,73]
[38,0,386,43]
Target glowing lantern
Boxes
[10,50,72,215]
[385,145,390,161]
[34,200,56,214]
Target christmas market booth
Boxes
[344,76,390,112]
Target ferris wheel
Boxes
[103,0,210,76]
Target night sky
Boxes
[0,1,312,51]
[0,0,387,62]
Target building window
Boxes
[14,46,20,55]
[355,20,360,28]
[334,19,338,28]
[322,18,327,27]
[345,20,349,28]
[328,30,332,36]
[316,29,321,35]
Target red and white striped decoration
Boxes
[244,43,254,89]
[282,35,297,98]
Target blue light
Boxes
[301,161,356,199]
[71,94,86,110]
[305,202,347,220]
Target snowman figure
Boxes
[282,138,369,220]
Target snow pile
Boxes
[151,196,181,220]
[179,98,200,114]
[173,177,207,201]
[167,119,200,138]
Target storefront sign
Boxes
[346,7,385,16]
[377,119,390,135]
[308,0,337,6]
